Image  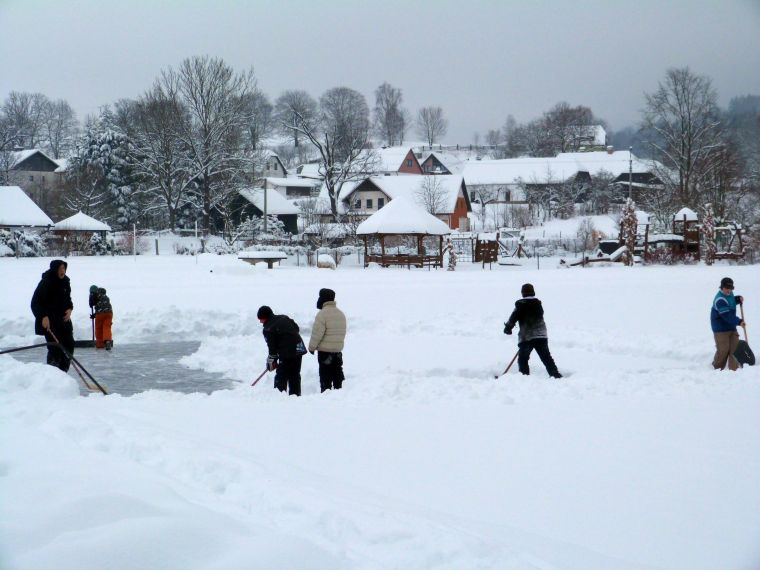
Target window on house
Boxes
[273,162,278,170]
[366,198,373,209]
[378,198,385,209]
[406,159,413,167]
[354,199,361,209]
[29,175,33,181]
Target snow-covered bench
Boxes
[238,251,288,269]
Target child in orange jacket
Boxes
[89,285,114,350]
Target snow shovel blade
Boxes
[735,340,755,366]
[74,340,96,348]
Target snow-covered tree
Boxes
[64,109,140,228]
[161,56,255,232]
[620,198,638,266]
[41,99,79,159]
[131,85,199,230]
[702,203,716,265]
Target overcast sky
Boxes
[1,0,759,143]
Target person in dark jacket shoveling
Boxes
[257,305,307,396]
[710,277,745,371]
[31,259,75,371]
[504,283,562,379]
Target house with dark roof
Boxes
[1,149,64,214]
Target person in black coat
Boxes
[504,283,562,379]
[257,305,307,396]
[31,259,75,371]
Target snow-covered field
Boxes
[1,255,759,570]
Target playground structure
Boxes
[577,207,746,266]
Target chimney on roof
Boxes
[606,145,614,155]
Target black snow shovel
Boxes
[74,311,96,348]
[735,303,755,366]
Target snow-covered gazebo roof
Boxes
[673,207,698,221]
[54,211,111,232]
[356,197,451,236]
[0,186,54,227]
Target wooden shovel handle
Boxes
[740,303,748,343]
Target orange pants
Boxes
[95,312,113,348]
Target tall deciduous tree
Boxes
[1,91,48,148]
[131,84,199,230]
[373,82,406,147]
[416,106,447,146]
[279,86,375,218]
[642,67,724,209]
[161,56,255,231]
[41,99,78,159]
[274,90,318,150]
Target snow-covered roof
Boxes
[419,151,466,174]
[265,177,318,188]
[54,211,111,231]
[464,157,575,186]
[54,158,70,173]
[9,149,58,170]
[239,188,299,215]
[636,211,650,225]
[365,175,465,214]
[296,163,323,180]
[673,207,698,221]
[356,196,451,236]
[356,146,417,173]
[463,150,661,187]
[0,186,54,227]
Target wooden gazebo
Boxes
[53,211,111,255]
[356,197,451,268]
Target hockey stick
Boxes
[494,350,519,379]
[251,368,269,387]
[47,329,108,394]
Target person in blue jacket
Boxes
[711,277,745,371]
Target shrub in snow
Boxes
[0,229,48,257]
[88,233,111,256]
[702,203,716,266]
[620,199,638,267]
[576,218,598,252]
[174,242,201,255]
[317,253,336,269]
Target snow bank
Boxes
[1,255,759,570]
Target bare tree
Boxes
[274,90,318,150]
[542,101,600,153]
[642,67,724,209]
[41,99,78,159]
[415,176,448,215]
[486,128,501,147]
[161,55,255,231]
[242,90,274,151]
[416,106,448,146]
[576,217,597,252]
[373,82,406,146]
[279,86,375,218]
[2,91,49,148]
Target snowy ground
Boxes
[1,255,759,570]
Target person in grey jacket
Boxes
[504,283,562,378]
[308,288,347,392]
